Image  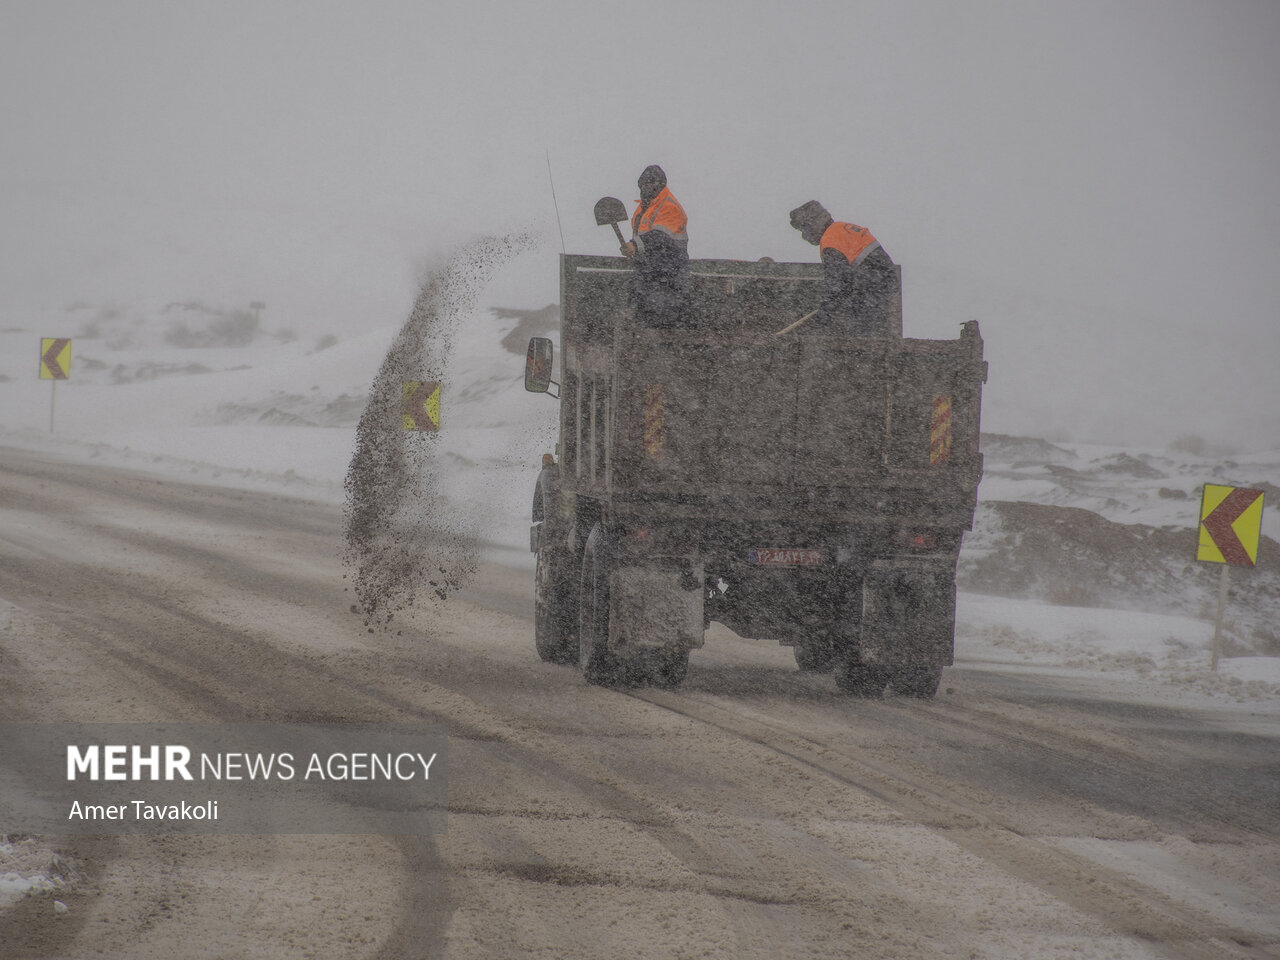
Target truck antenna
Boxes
[545,149,566,255]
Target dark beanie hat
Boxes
[638,164,667,191]
[790,200,830,229]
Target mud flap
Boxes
[858,562,956,668]
[609,564,705,653]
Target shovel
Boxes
[594,196,630,251]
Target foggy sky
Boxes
[2,0,1277,449]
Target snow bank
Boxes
[0,838,76,909]
[957,593,1280,708]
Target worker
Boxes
[789,201,898,336]
[622,165,692,327]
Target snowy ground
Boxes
[959,594,1280,708]
[0,838,75,911]
[2,264,1277,910]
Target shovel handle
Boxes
[774,309,819,337]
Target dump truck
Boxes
[524,207,986,696]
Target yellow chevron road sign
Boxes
[402,381,441,432]
[1197,484,1264,566]
[40,338,72,380]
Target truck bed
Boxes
[556,255,986,526]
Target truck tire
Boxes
[655,652,689,687]
[534,545,577,663]
[793,633,839,673]
[637,648,689,688]
[889,662,943,698]
[579,524,625,686]
[834,655,888,697]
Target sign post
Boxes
[39,338,72,433]
[1210,566,1229,672]
[1196,483,1264,671]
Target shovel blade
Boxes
[594,196,628,226]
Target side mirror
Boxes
[524,337,557,397]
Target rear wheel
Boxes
[637,648,689,688]
[534,544,577,663]
[834,655,888,697]
[793,633,839,673]
[889,662,943,698]
[579,524,626,686]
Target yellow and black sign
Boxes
[643,384,665,461]
[402,380,441,432]
[929,394,952,465]
[40,338,72,380]
[1198,483,1264,566]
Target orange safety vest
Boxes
[820,221,879,266]
[632,186,688,243]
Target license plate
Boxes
[747,548,823,566]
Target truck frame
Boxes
[525,252,986,696]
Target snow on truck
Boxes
[523,203,987,697]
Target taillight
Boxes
[904,532,937,550]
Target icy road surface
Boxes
[1,448,1277,960]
